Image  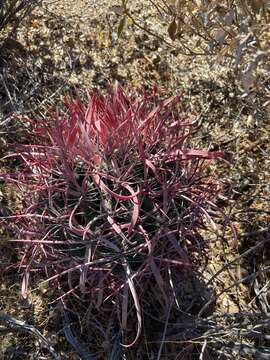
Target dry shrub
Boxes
[119,0,270,92]
[0,0,38,42]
